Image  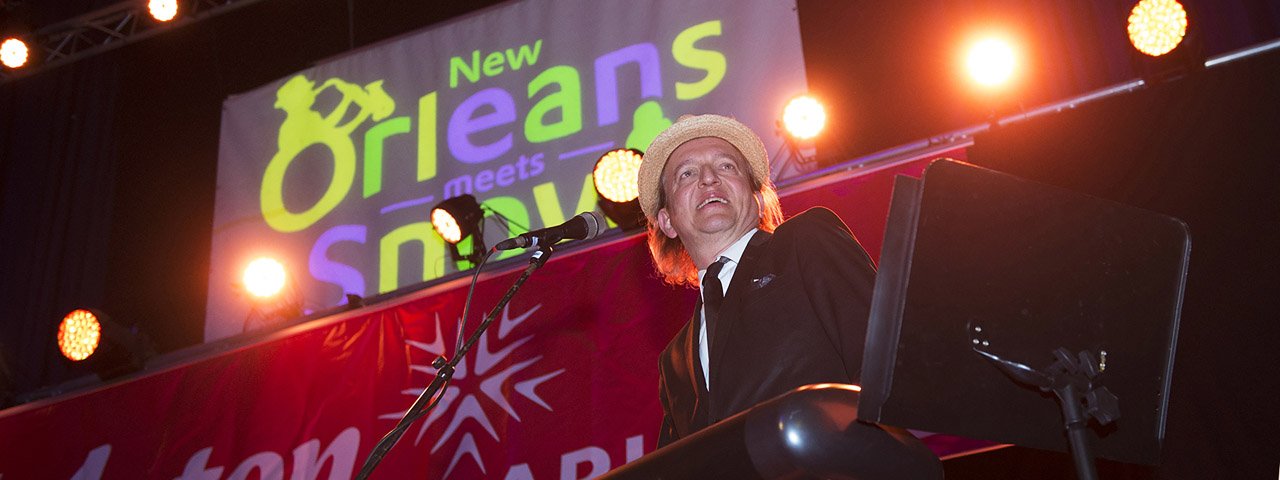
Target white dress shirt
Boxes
[696,228,758,390]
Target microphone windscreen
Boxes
[580,211,605,240]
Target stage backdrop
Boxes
[206,0,811,342]
[0,149,964,479]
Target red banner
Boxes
[0,150,966,479]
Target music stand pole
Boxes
[1058,382,1099,480]
[975,347,1119,480]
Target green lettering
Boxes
[417,92,438,183]
[449,50,481,88]
[525,65,583,143]
[483,51,506,77]
[379,222,445,293]
[672,20,726,100]
[260,137,356,233]
[506,40,543,70]
[362,117,412,198]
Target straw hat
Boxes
[637,114,770,220]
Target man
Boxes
[638,114,878,447]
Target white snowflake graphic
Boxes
[379,303,564,478]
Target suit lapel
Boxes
[707,229,772,386]
[685,308,709,427]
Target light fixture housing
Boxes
[57,309,154,380]
[593,149,645,231]
[1124,0,1203,85]
[431,195,485,244]
[430,194,488,264]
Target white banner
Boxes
[207,0,808,341]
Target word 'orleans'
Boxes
[260,20,727,300]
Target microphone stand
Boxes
[355,245,557,480]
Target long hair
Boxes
[646,176,783,287]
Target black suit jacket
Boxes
[656,207,877,448]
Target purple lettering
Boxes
[495,163,516,187]
[447,87,516,164]
[309,225,367,302]
[474,169,495,192]
[528,152,546,177]
[594,43,662,127]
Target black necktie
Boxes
[702,256,728,352]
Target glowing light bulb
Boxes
[58,309,102,361]
[593,149,644,203]
[148,0,179,22]
[782,96,827,140]
[244,257,287,298]
[1,38,30,69]
[432,208,463,244]
[1128,0,1188,57]
[966,37,1017,87]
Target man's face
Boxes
[656,137,760,246]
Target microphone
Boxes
[495,211,605,250]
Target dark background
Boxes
[950,46,1280,479]
[2,0,1278,477]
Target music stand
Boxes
[858,159,1189,479]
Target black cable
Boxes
[454,247,495,356]
[482,205,530,233]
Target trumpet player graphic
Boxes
[261,74,396,232]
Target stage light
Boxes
[594,149,643,203]
[58,309,103,362]
[55,308,154,379]
[966,37,1017,87]
[432,208,463,244]
[431,194,488,264]
[772,95,825,177]
[243,257,287,298]
[240,258,305,331]
[593,149,645,230]
[431,195,485,244]
[782,96,826,140]
[1128,0,1187,57]
[0,37,29,69]
[148,0,179,22]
